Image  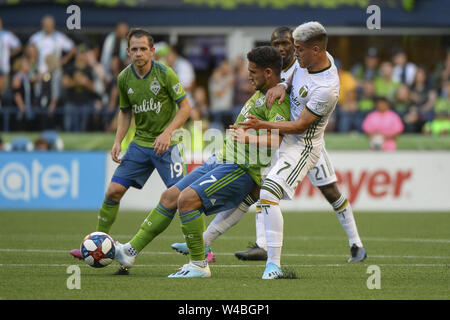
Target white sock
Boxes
[203,202,249,247]
[260,189,283,268]
[332,195,363,248]
[255,200,267,250]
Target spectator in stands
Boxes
[104,56,124,131]
[392,48,417,86]
[33,137,50,151]
[232,56,254,120]
[424,80,450,136]
[166,45,196,102]
[208,59,234,130]
[362,97,404,151]
[0,16,22,96]
[11,56,36,130]
[100,21,129,79]
[351,47,379,85]
[62,45,96,132]
[374,61,400,101]
[192,85,209,121]
[335,59,359,132]
[393,84,421,132]
[29,15,75,122]
[410,66,438,126]
[356,80,376,132]
[431,48,450,90]
[29,15,75,77]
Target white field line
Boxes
[0,263,447,268]
[0,248,449,260]
[1,234,449,244]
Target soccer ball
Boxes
[80,232,116,268]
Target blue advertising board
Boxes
[0,152,106,210]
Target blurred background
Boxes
[0,0,449,211]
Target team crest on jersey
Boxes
[298,85,309,98]
[150,79,160,95]
[172,83,182,95]
[274,114,285,121]
[255,97,265,107]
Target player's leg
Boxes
[70,142,153,260]
[307,147,366,262]
[115,155,216,269]
[318,183,366,262]
[261,136,320,279]
[169,163,255,278]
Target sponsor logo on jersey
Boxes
[132,98,162,114]
[127,88,134,95]
[256,97,265,107]
[299,85,308,98]
[240,103,251,117]
[150,79,160,95]
[314,101,328,114]
[172,83,182,95]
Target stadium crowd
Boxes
[1,15,449,138]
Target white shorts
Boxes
[262,135,321,200]
[306,146,338,187]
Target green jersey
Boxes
[217,91,291,185]
[118,61,187,148]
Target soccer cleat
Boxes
[262,262,283,279]
[70,249,83,260]
[170,242,216,262]
[348,244,367,263]
[114,241,136,269]
[114,267,130,276]
[168,262,211,278]
[235,243,267,261]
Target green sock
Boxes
[96,197,120,233]
[179,209,205,261]
[129,203,176,252]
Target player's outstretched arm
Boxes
[112,109,132,163]
[154,97,191,155]
[229,125,283,148]
[240,109,319,135]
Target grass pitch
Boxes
[0,210,449,300]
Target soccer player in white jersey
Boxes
[235,26,367,265]
[240,22,366,279]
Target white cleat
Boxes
[114,241,136,269]
[168,262,211,278]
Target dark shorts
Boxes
[175,154,255,215]
[112,142,186,189]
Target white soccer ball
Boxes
[80,232,116,268]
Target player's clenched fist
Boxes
[111,142,122,163]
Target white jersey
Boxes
[0,30,21,74]
[29,31,74,74]
[289,52,339,146]
[280,58,298,83]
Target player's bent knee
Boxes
[160,186,180,210]
[178,187,202,213]
[105,182,127,202]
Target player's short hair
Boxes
[127,28,154,48]
[292,21,328,50]
[272,26,293,38]
[247,46,282,76]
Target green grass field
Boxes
[0,210,449,300]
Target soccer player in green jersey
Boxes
[70,28,191,260]
[114,46,291,278]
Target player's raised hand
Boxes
[154,131,171,155]
[266,84,286,108]
[239,115,263,130]
[111,142,122,164]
